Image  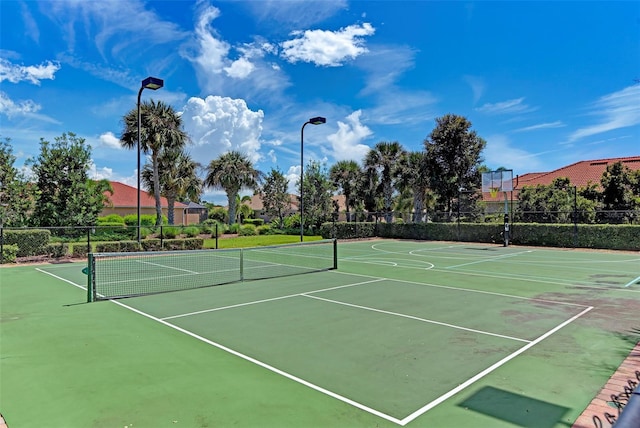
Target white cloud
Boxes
[514,121,565,132]
[190,5,229,75]
[46,1,187,62]
[183,5,290,101]
[224,57,255,79]
[280,23,375,67]
[463,75,485,104]
[88,161,114,180]
[285,165,301,194]
[475,97,536,115]
[567,85,640,143]
[242,0,348,28]
[326,110,372,161]
[0,58,60,85]
[99,132,121,149]
[483,134,547,173]
[0,91,41,117]
[180,95,265,165]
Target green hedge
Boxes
[1,244,18,263]
[321,221,640,250]
[3,229,51,257]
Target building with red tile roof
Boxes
[102,181,198,225]
[483,156,640,205]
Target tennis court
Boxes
[2,239,639,427]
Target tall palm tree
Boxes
[121,99,188,226]
[364,141,406,223]
[204,151,261,225]
[395,151,431,223]
[141,148,203,225]
[329,160,362,222]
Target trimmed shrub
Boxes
[243,218,264,226]
[72,244,90,258]
[3,229,51,257]
[256,225,272,235]
[96,242,120,252]
[1,244,18,263]
[142,239,162,251]
[97,214,125,224]
[123,214,166,227]
[45,242,68,258]
[163,239,184,250]
[184,238,204,250]
[140,227,152,239]
[183,226,200,238]
[227,223,240,234]
[162,226,179,239]
[239,224,257,236]
[119,241,141,252]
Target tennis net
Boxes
[87,239,337,301]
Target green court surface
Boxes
[1,239,639,427]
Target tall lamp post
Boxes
[300,116,326,242]
[137,76,164,244]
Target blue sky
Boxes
[1,0,639,204]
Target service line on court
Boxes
[302,294,531,343]
[399,305,594,426]
[161,278,385,320]
[445,249,534,269]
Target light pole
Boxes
[300,116,326,242]
[137,76,163,244]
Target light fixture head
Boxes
[142,76,164,90]
[309,116,326,125]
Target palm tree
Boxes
[120,99,188,226]
[235,194,253,223]
[395,151,431,223]
[329,160,362,222]
[364,141,406,223]
[204,151,261,225]
[141,148,203,225]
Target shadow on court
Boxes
[458,386,572,427]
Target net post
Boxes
[240,248,244,281]
[333,238,338,270]
[86,253,94,302]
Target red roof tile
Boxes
[483,156,640,202]
[105,181,187,208]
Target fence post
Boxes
[86,227,91,256]
[0,226,3,264]
[215,223,218,249]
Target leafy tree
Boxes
[364,141,406,223]
[394,151,432,222]
[28,133,112,229]
[0,138,34,226]
[204,151,261,225]
[300,160,334,229]
[424,114,486,219]
[141,148,202,225]
[259,168,290,225]
[120,100,188,226]
[600,161,639,223]
[329,160,362,222]
[516,177,596,223]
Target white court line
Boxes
[399,305,594,426]
[37,266,596,426]
[445,250,533,269]
[36,267,87,291]
[161,278,385,320]
[330,270,592,308]
[136,259,199,274]
[624,276,640,288]
[112,297,404,425]
[303,294,531,343]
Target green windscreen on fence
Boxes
[88,239,337,301]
